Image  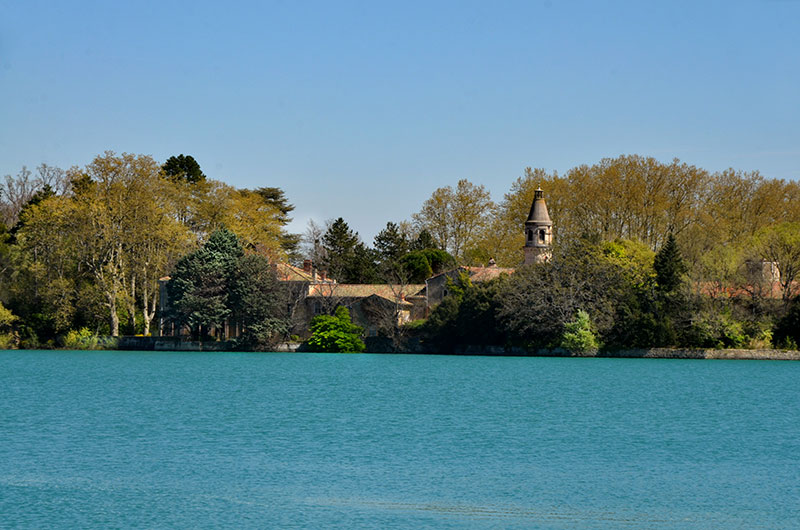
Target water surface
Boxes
[1,351,798,528]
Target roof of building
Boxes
[307,283,426,303]
[462,266,516,282]
[526,187,552,225]
[275,263,335,283]
[428,265,516,283]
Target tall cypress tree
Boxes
[654,233,687,294]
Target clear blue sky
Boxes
[2,0,798,241]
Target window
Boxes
[527,230,533,242]
[314,302,322,315]
[539,229,546,243]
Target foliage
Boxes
[253,186,301,257]
[684,307,747,349]
[561,310,600,353]
[374,222,409,262]
[413,179,494,261]
[498,239,630,347]
[754,222,800,301]
[0,302,17,349]
[166,228,290,346]
[167,228,243,339]
[773,297,800,349]
[320,218,379,283]
[422,276,506,351]
[228,254,289,350]
[1,153,294,346]
[398,248,456,283]
[162,154,206,183]
[306,306,366,353]
[654,233,687,294]
[62,328,118,350]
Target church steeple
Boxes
[523,187,553,265]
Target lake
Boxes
[1,351,798,528]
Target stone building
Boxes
[523,187,553,265]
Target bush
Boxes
[561,310,600,353]
[63,328,118,350]
[0,332,16,349]
[306,306,366,353]
[685,310,747,349]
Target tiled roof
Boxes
[275,263,335,283]
[428,266,515,283]
[462,266,516,282]
[307,283,426,303]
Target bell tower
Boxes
[523,187,553,265]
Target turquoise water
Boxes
[1,351,798,528]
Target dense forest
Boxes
[1,152,798,350]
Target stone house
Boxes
[278,260,425,339]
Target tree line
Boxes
[420,233,800,353]
[1,152,798,350]
[0,152,297,347]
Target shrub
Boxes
[63,328,118,350]
[0,332,16,349]
[306,306,366,353]
[561,310,600,353]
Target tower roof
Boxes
[526,187,552,225]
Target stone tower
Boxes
[523,187,553,265]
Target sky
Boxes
[1,0,799,242]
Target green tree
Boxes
[374,221,409,263]
[162,154,206,184]
[654,233,687,294]
[411,229,436,251]
[561,310,600,353]
[321,217,358,280]
[306,306,365,353]
[320,218,378,283]
[0,301,17,348]
[167,228,243,339]
[253,186,301,257]
[228,254,289,349]
[499,239,630,347]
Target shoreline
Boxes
[109,337,800,360]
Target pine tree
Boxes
[654,233,687,293]
[373,221,408,262]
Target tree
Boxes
[413,179,494,261]
[306,306,365,353]
[0,164,69,228]
[162,154,206,184]
[411,229,436,251]
[498,239,630,347]
[561,310,600,353]
[398,248,456,283]
[320,218,378,283]
[755,222,800,302]
[167,228,243,339]
[374,222,409,263]
[253,187,301,257]
[68,152,185,337]
[654,233,687,294]
[228,253,289,349]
